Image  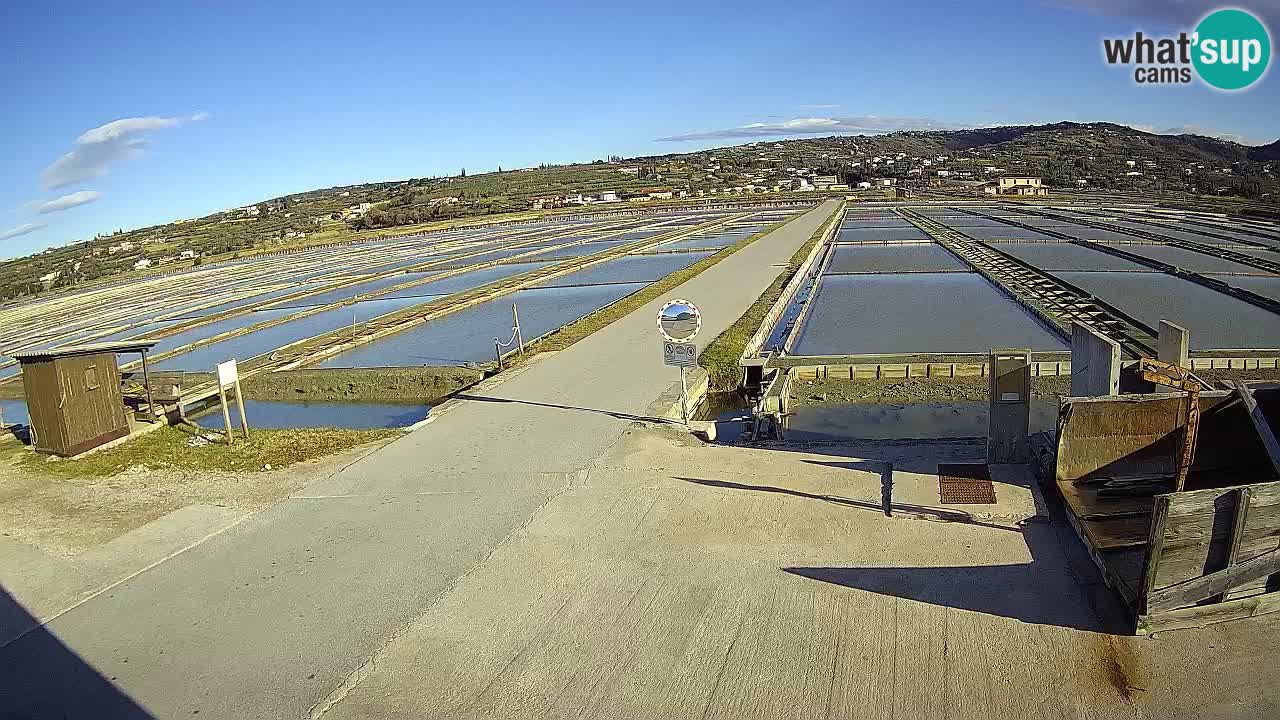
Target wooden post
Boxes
[140,349,157,422]
[233,377,250,440]
[1138,495,1170,617]
[1175,389,1200,493]
[1213,487,1252,604]
[217,384,234,445]
[513,303,524,354]
[1231,380,1280,478]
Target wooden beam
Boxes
[1147,547,1280,613]
[1138,495,1170,616]
[1213,487,1251,604]
[1176,389,1199,493]
[1138,591,1280,635]
[1230,380,1280,478]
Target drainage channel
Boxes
[897,207,1158,357]
[1070,206,1280,247]
[173,211,761,410]
[1000,205,1280,274]
[972,205,1280,318]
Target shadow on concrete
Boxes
[0,585,153,718]
[678,476,1021,534]
[455,392,678,425]
[679,475,1130,633]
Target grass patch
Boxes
[697,205,841,391]
[19,424,398,478]
[525,217,796,356]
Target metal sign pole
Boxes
[140,349,157,422]
[679,366,689,425]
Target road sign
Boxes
[214,359,250,444]
[215,359,238,388]
[658,299,701,342]
[663,341,697,367]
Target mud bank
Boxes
[789,367,1280,406]
[241,366,484,403]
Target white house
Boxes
[983,176,1048,196]
[133,258,152,270]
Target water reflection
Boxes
[194,399,428,430]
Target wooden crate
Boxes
[1052,387,1280,633]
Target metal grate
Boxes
[938,463,997,504]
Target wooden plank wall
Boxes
[1151,482,1280,598]
[22,352,128,456]
[1055,389,1278,483]
[1138,481,1280,632]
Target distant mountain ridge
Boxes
[3,120,1277,303]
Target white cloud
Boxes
[1124,122,1257,144]
[36,190,102,215]
[40,112,208,190]
[800,103,841,110]
[0,223,47,242]
[656,115,968,142]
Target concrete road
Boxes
[0,200,840,719]
[318,426,1280,720]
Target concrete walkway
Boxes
[0,200,840,719]
[319,426,1280,720]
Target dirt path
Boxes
[0,436,389,558]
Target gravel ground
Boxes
[0,437,388,557]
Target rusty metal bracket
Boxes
[1137,357,1210,491]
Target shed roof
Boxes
[11,341,159,362]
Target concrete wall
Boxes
[1071,323,1120,397]
[1158,320,1190,369]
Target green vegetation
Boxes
[19,424,397,477]
[698,207,839,391]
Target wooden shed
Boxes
[13,341,158,457]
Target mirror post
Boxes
[680,366,689,425]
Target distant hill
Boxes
[3,120,1277,304]
[1248,139,1280,162]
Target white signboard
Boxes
[663,341,697,367]
[216,359,239,388]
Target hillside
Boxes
[2,121,1276,303]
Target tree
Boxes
[461,168,467,177]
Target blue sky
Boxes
[2,0,1277,258]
